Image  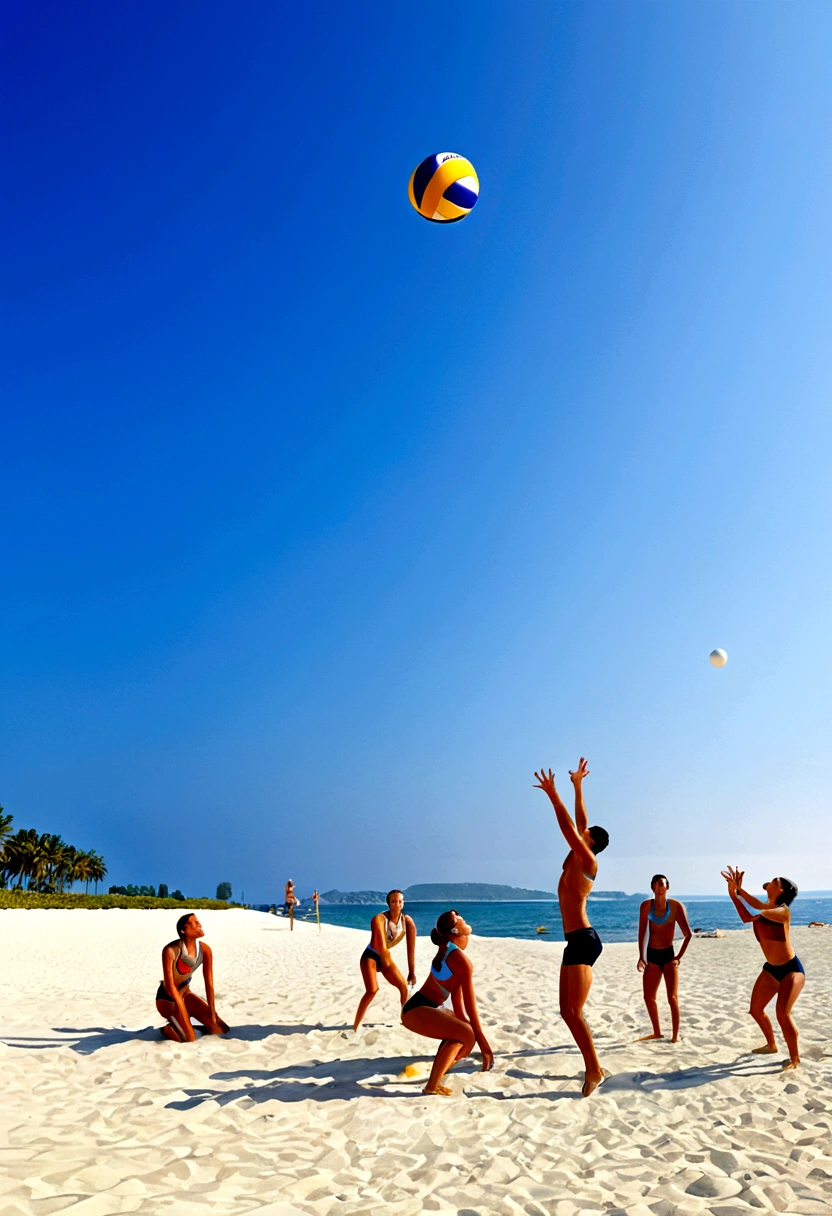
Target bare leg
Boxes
[663,962,680,1042]
[156,997,190,1042]
[183,991,229,1034]
[353,956,379,1030]
[289,904,295,931]
[402,1005,475,1094]
[636,964,663,1039]
[559,964,607,1095]
[379,961,409,1006]
[749,970,779,1052]
[775,971,805,1068]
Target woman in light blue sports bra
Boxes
[401,909,494,1095]
[636,874,692,1043]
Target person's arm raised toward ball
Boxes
[534,766,596,877]
[721,866,755,923]
[570,758,590,835]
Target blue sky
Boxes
[2,3,831,900]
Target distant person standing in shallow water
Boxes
[354,890,417,1030]
[534,759,610,1096]
[636,874,692,1042]
[722,866,804,1070]
[156,913,229,1042]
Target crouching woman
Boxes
[401,909,493,1095]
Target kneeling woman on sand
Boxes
[156,913,230,1043]
[722,866,804,1070]
[636,874,692,1042]
[354,889,417,1030]
[401,910,494,1095]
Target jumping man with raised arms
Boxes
[534,759,610,1096]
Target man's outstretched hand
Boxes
[533,768,559,799]
[569,757,590,785]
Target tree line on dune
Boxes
[0,808,107,894]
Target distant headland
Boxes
[318,882,637,904]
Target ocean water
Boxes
[280,896,832,944]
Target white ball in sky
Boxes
[709,649,728,668]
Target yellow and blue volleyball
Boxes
[408,152,479,223]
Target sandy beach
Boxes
[1,908,831,1215]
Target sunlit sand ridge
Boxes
[1,908,831,1215]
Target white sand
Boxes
[1,909,831,1216]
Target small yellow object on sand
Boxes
[400,1063,422,1079]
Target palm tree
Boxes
[73,850,94,894]
[0,807,13,889]
[4,829,36,889]
[87,852,107,894]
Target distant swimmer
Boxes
[401,909,494,1095]
[156,913,230,1043]
[722,865,804,1070]
[284,879,300,930]
[353,890,417,1031]
[534,759,610,1096]
[636,874,692,1042]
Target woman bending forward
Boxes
[401,909,493,1095]
[353,889,416,1030]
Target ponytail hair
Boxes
[431,909,459,970]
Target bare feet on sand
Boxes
[636,1032,664,1041]
[582,1068,611,1097]
[423,1084,454,1096]
[751,1043,778,1055]
[781,1058,800,1071]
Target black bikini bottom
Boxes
[402,990,439,1016]
[562,926,603,967]
[763,956,804,982]
[646,946,676,969]
[361,947,382,966]
[156,981,190,1003]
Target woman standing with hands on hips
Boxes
[636,874,692,1042]
[722,865,804,1070]
[401,909,494,1096]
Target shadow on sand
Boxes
[2,1022,352,1055]
[166,1054,441,1107]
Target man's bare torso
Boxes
[559,850,594,934]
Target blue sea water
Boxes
[278,896,832,944]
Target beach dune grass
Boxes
[0,891,234,911]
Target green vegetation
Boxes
[0,891,233,911]
[216,881,232,901]
[0,807,107,894]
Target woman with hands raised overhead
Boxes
[534,759,610,1096]
[722,865,804,1070]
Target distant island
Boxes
[318,882,638,904]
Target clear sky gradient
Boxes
[3,3,831,900]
